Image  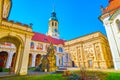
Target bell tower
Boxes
[47,9,59,39]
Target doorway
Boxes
[72,61,75,67]
[88,60,93,68]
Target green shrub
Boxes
[3,68,9,72]
[68,73,80,80]
[0,66,3,72]
[28,67,36,71]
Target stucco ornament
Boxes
[3,0,11,19]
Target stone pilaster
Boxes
[34,43,37,50]
[93,43,99,68]
[93,43,97,61]
[103,21,120,70]
[79,43,84,67]
[56,55,59,66]
[97,43,107,68]
[42,44,46,51]
[6,51,14,68]
[57,47,59,53]
[0,0,3,24]
[98,43,105,61]
[62,55,65,66]
[31,53,37,67]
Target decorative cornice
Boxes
[65,32,107,46]
[0,21,34,36]
[99,13,111,21]
[0,47,16,52]
[109,8,120,20]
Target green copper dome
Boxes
[49,12,58,21]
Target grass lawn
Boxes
[2,67,36,72]
[1,71,120,80]
[0,74,67,80]
[105,72,120,80]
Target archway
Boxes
[88,60,93,68]
[28,54,32,67]
[0,35,24,74]
[0,51,8,68]
[35,54,41,66]
[0,41,17,73]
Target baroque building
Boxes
[0,0,114,75]
[64,32,113,69]
[0,0,65,75]
[0,0,34,75]
[100,0,120,70]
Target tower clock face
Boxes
[54,29,58,32]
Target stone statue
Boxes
[35,43,57,72]
[3,0,11,19]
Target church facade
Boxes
[100,0,120,70]
[0,0,114,75]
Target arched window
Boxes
[116,19,120,31]
[30,42,34,49]
[52,22,54,26]
[59,47,63,52]
[55,22,57,26]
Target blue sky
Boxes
[9,0,109,40]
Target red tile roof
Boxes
[103,0,120,15]
[32,32,64,45]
